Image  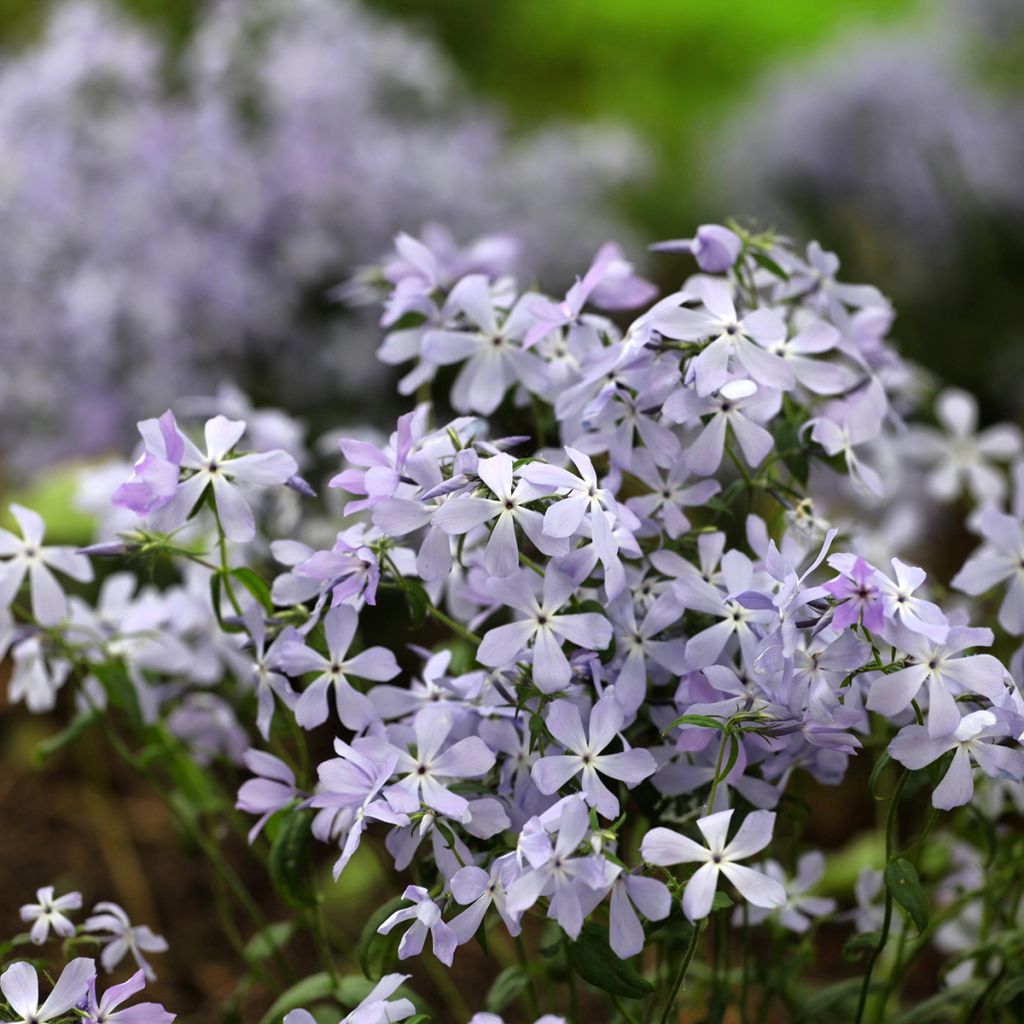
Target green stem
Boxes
[854,770,908,1024]
[658,921,702,1024]
[564,935,580,1021]
[311,901,338,985]
[516,935,541,1019]
[706,731,731,814]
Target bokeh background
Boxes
[1,0,1022,1017]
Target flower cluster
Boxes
[8,221,1024,1020]
[1,887,171,1024]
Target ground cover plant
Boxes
[3,222,1024,1022]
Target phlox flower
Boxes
[641,809,786,921]
[285,974,414,1024]
[383,709,496,821]
[531,697,656,818]
[476,566,612,692]
[653,277,792,397]
[608,872,672,959]
[735,851,836,932]
[0,958,95,1024]
[143,415,298,543]
[82,903,168,981]
[83,970,175,1024]
[235,749,302,843]
[505,797,611,938]
[903,388,1021,504]
[650,224,742,273]
[278,605,398,730]
[889,709,1024,810]
[378,886,457,966]
[0,504,93,626]
[19,885,81,945]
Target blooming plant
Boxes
[5,221,1024,1023]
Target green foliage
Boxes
[566,922,653,1000]
[884,858,929,936]
[269,810,317,910]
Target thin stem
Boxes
[516,935,541,1019]
[854,770,908,1024]
[706,731,732,814]
[658,921,702,1024]
[564,935,580,1022]
[311,901,338,985]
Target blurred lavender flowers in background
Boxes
[0,0,644,471]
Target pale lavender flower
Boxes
[0,504,93,626]
[866,625,1006,737]
[309,739,407,879]
[766,319,859,396]
[422,277,548,415]
[378,886,457,966]
[889,709,1024,810]
[607,592,687,713]
[0,959,96,1024]
[650,224,742,273]
[235,749,301,843]
[8,638,70,714]
[520,447,640,597]
[448,857,521,943]
[476,566,612,692]
[504,797,610,938]
[82,970,175,1024]
[523,242,655,350]
[663,379,775,476]
[111,411,186,516]
[653,278,791,397]
[278,605,398,730]
[431,452,565,577]
[952,466,1024,635]
[641,809,786,922]
[242,605,298,741]
[19,885,82,945]
[738,851,836,932]
[383,710,495,821]
[285,973,415,1024]
[531,697,656,818]
[608,872,671,959]
[82,903,168,980]
[808,378,888,495]
[903,389,1022,504]
[145,416,298,543]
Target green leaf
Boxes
[269,810,316,909]
[231,567,274,615]
[868,752,892,799]
[884,858,929,935]
[566,923,654,1000]
[799,978,863,1018]
[93,661,143,729]
[403,579,430,629]
[244,921,295,961]
[751,250,790,281]
[486,966,530,1013]
[34,710,96,765]
[664,713,727,734]
[710,891,734,911]
[892,980,987,1023]
[210,572,225,629]
[358,898,405,980]
[258,973,335,1024]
